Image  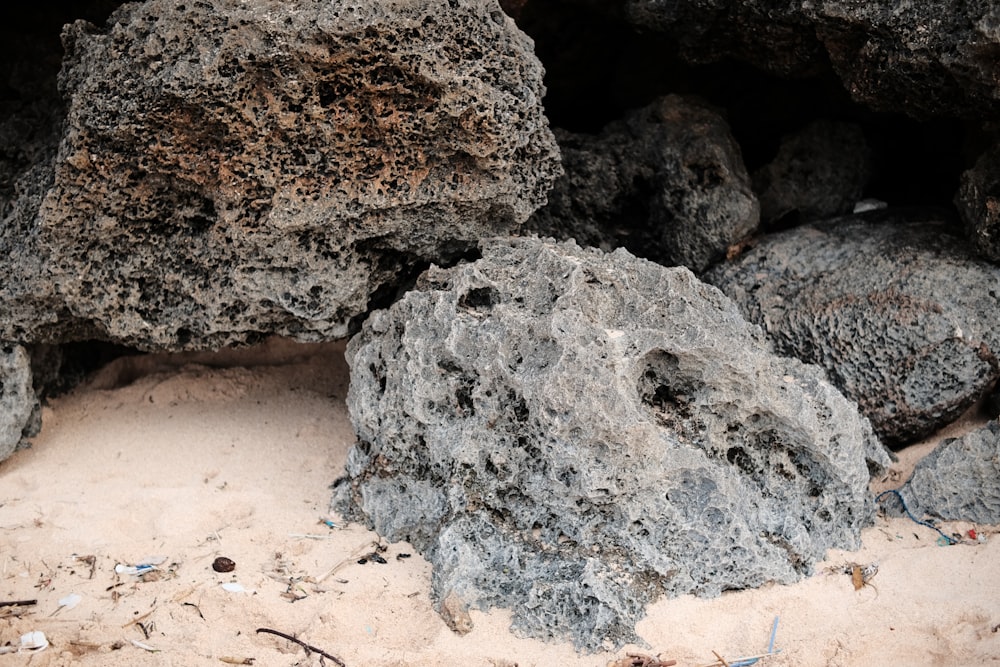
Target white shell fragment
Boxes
[20,631,48,652]
[58,593,82,610]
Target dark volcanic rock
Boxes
[0,342,40,461]
[0,0,560,350]
[899,421,1000,524]
[335,237,885,650]
[753,120,870,228]
[957,145,1000,262]
[624,0,1000,119]
[705,210,1000,446]
[523,95,759,272]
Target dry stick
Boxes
[256,628,345,667]
[698,653,774,667]
[0,599,37,608]
[712,651,730,667]
[123,606,157,629]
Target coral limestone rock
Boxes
[0,0,560,350]
[336,237,885,650]
[0,343,40,462]
[706,210,1000,446]
[899,420,1000,525]
[525,95,759,272]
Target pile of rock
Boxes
[2,0,999,651]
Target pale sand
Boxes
[1,338,998,666]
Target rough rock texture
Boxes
[753,120,870,228]
[335,237,886,650]
[0,0,560,350]
[623,0,1000,119]
[705,210,1000,446]
[957,145,1000,262]
[0,343,41,461]
[523,95,759,272]
[898,421,1000,524]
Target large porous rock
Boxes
[0,342,41,462]
[957,145,1000,262]
[623,1,1000,119]
[705,210,1000,446]
[0,0,560,350]
[335,237,885,650]
[753,120,871,228]
[522,95,759,272]
[897,421,1000,524]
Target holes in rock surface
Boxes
[484,456,498,476]
[175,328,193,346]
[317,79,350,108]
[556,465,577,487]
[186,206,216,236]
[455,380,474,415]
[687,162,725,188]
[369,362,387,393]
[631,520,650,538]
[637,350,702,431]
[437,358,477,416]
[725,446,755,475]
[457,286,500,313]
[510,392,529,422]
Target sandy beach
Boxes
[1,338,998,666]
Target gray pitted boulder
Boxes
[897,420,1000,524]
[522,95,759,272]
[705,210,1000,446]
[0,342,41,461]
[957,144,1000,262]
[0,0,560,351]
[335,237,886,650]
[624,0,1000,119]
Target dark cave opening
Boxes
[508,0,973,214]
[0,2,122,99]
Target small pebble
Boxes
[212,556,236,573]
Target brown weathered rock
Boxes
[0,0,560,351]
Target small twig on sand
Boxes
[122,606,157,628]
[698,653,774,667]
[609,653,677,667]
[0,599,37,608]
[712,651,730,667]
[256,628,345,667]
